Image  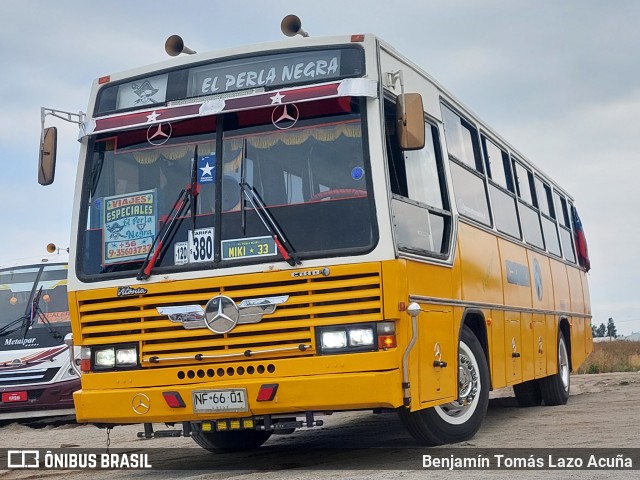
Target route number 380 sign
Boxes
[188,227,215,263]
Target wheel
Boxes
[191,429,272,452]
[399,325,490,446]
[539,331,570,406]
[308,188,367,202]
[513,379,542,407]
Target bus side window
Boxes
[535,176,561,257]
[385,99,451,256]
[441,104,491,226]
[554,191,576,263]
[513,159,544,249]
[482,135,521,239]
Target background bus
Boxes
[38,16,591,449]
[0,252,78,421]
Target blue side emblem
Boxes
[533,258,543,301]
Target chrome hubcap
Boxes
[438,347,478,418]
[559,338,569,391]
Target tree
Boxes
[606,317,617,339]
[596,323,606,338]
[591,324,597,337]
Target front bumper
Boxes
[73,369,402,424]
[0,378,80,419]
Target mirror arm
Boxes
[385,70,406,124]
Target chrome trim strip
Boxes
[408,295,592,319]
[143,344,313,364]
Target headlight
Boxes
[92,344,138,371]
[316,323,383,354]
[348,328,374,346]
[116,348,137,366]
[321,331,347,349]
[94,347,116,369]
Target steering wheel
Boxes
[308,189,368,202]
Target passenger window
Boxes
[482,136,520,239]
[442,104,490,226]
[441,104,482,171]
[386,99,451,256]
[554,191,576,263]
[535,177,553,218]
[483,137,512,191]
[534,176,561,257]
[513,159,544,249]
[513,160,534,205]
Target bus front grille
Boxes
[76,265,382,367]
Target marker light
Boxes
[162,391,186,408]
[80,347,92,373]
[257,384,279,402]
[377,321,397,349]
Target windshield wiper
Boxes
[137,147,200,280]
[0,315,28,338]
[137,187,190,280]
[239,181,300,266]
[21,286,63,343]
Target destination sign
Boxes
[189,50,342,96]
[95,47,364,116]
[221,236,276,261]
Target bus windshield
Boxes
[78,97,376,278]
[0,263,69,349]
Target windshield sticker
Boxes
[198,154,216,184]
[189,228,215,263]
[40,311,71,323]
[116,74,169,109]
[351,166,365,180]
[103,189,157,265]
[174,241,189,265]
[222,236,277,261]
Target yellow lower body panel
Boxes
[73,369,403,424]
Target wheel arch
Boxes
[460,308,492,390]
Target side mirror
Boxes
[396,93,425,151]
[38,126,58,185]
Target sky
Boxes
[1,0,638,334]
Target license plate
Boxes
[2,391,27,403]
[192,389,248,413]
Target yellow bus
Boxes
[38,16,592,449]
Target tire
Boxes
[539,331,570,406]
[513,379,543,407]
[191,429,272,452]
[399,325,490,446]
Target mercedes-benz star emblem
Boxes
[271,104,299,130]
[204,295,240,334]
[147,122,172,146]
[132,393,150,415]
